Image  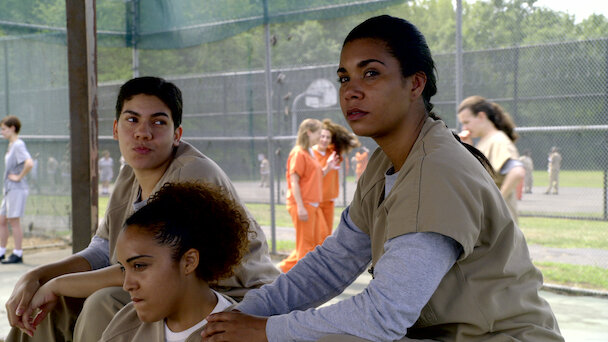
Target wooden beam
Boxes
[65,0,98,253]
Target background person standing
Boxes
[351,146,369,181]
[279,118,325,273]
[545,146,562,195]
[313,119,359,240]
[98,150,114,195]
[259,153,270,188]
[0,115,33,264]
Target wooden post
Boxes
[65,0,98,253]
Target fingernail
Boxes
[16,308,22,315]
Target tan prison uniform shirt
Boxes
[349,118,562,341]
[96,141,279,299]
[476,130,520,223]
[100,293,236,342]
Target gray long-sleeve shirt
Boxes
[237,207,461,341]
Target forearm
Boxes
[47,264,123,298]
[290,177,305,208]
[13,158,33,181]
[237,208,370,316]
[29,254,92,285]
[266,233,461,341]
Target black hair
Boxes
[344,15,438,119]
[124,181,249,283]
[344,15,494,175]
[115,76,183,128]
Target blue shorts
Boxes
[0,189,29,218]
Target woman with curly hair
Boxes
[312,119,360,239]
[24,181,250,341]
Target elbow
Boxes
[512,166,525,181]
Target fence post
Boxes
[66,0,98,253]
[454,0,463,125]
[3,40,8,116]
[602,40,608,221]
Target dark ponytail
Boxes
[458,95,518,142]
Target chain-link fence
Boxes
[0,2,606,241]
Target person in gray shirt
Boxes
[0,115,33,265]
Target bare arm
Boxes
[21,264,124,334]
[290,173,308,221]
[5,254,92,332]
[35,263,123,299]
[501,165,525,198]
[8,158,33,182]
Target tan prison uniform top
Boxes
[96,141,280,299]
[100,293,236,342]
[476,130,520,223]
[349,118,562,341]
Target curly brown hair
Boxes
[124,181,249,283]
[322,118,360,156]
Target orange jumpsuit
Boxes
[279,146,326,273]
[312,145,340,241]
[354,151,369,180]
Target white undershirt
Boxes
[164,290,233,342]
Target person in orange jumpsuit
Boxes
[352,146,369,181]
[279,118,326,273]
[313,119,360,241]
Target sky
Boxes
[534,0,608,23]
[468,0,608,23]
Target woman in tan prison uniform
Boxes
[201,15,564,342]
[457,96,526,224]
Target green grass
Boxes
[535,262,608,291]
[25,194,111,218]
[531,170,604,188]
[245,202,343,228]
[519,217,608,249]
[251,205,608,291]
[24,190,608,291]
[267,240,295,253]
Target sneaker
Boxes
[1,254,22,264]
[0,254,4,261]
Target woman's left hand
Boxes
[202,311,268,342]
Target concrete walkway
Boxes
[1,246,607,341]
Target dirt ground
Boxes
[3,234,69,252]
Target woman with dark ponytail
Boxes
[457,95,526,223]
[203,15,563,342]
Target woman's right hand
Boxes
[21,279,60,336]
[5,271,43,336]
[297,205,309,221]
[458,130,473,145]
